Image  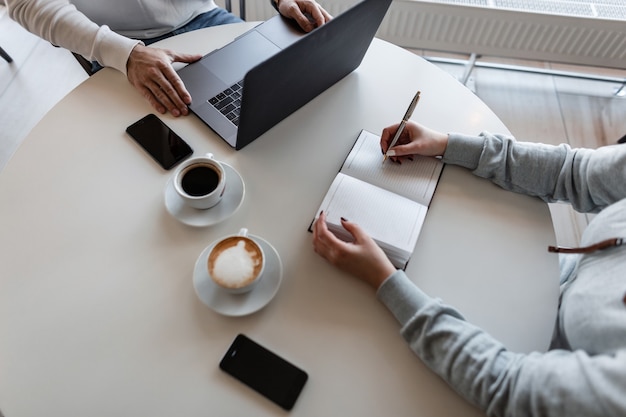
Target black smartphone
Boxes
[126,114,193,170]
[219,334,308,411]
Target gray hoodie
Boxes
[378,132,626,417]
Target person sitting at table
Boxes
[6,0,330,117]
[313,120,626,417]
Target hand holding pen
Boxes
[380,120,450,160]
[382,91,421,163]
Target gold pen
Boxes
[383,91,421,163]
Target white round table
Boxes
[0,23,559,417]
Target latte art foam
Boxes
[209,238,263,290]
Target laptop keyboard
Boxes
[207,80,244,126]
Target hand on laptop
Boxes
[125,1,329,118]
[276,0,332,32]
[126,43,202,117]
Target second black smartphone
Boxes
[126,114,192,170]
[219,334,308,410]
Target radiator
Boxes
[239,0,626,69]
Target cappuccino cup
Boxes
[207,228,265,294]
[173,153,225,209]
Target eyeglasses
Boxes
[548,237,625,254]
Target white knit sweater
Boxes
[6,0,217,74]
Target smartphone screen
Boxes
[126,114,193,170]
[219,334,308,410]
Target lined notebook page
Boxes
[316,173,427,263]
[341,130,443,206]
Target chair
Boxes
[225,0,246,20]
[72,0,247,76]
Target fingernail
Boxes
[387,150,396,156]
[340,217,348,222]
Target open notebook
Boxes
[312,130,444,268]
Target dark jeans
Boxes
[90,8,243,73]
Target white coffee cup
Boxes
[173,153,226,209]
[207,228,265,294]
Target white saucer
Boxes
[192,235,283,316]
[164,163,244,227]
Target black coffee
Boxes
[181,165,220,196]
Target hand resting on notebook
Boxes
[312,211,395,289]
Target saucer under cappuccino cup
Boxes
[207,228,265,294]
[173,154,225,209]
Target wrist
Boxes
[372,267,396,290]
[126,41,146,73]
[370,263,396,290]
[437,132,450,156]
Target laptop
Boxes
[177,0,393,150]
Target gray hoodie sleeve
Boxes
[377,270,626,417]
[443,132,626,213]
